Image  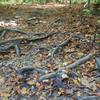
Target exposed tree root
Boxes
[0,28,29,39]
[0,32,57,56]
[39,53,94,81]
[39,71,58,82]
[66,53,94,68]
[49,39,71,57]
[17,66,46,75]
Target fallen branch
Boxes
[66,53,93,68]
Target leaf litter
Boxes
[0,4,100,100]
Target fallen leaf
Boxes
[77,91,81,97]
[20,87,28,95]
[73,79,79,85]
[62,62,68,66]
[27,80,35,86]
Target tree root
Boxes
[66,53,94,68]
[80,96,100,100]
[0,28,29,39]
[0,32,57,56]
[49,39,71,57]
[17,66,46,75]
[39,53,94,81]
[39,71,58,82]
[0,43,21,56]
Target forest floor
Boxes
[0,4,100,100]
